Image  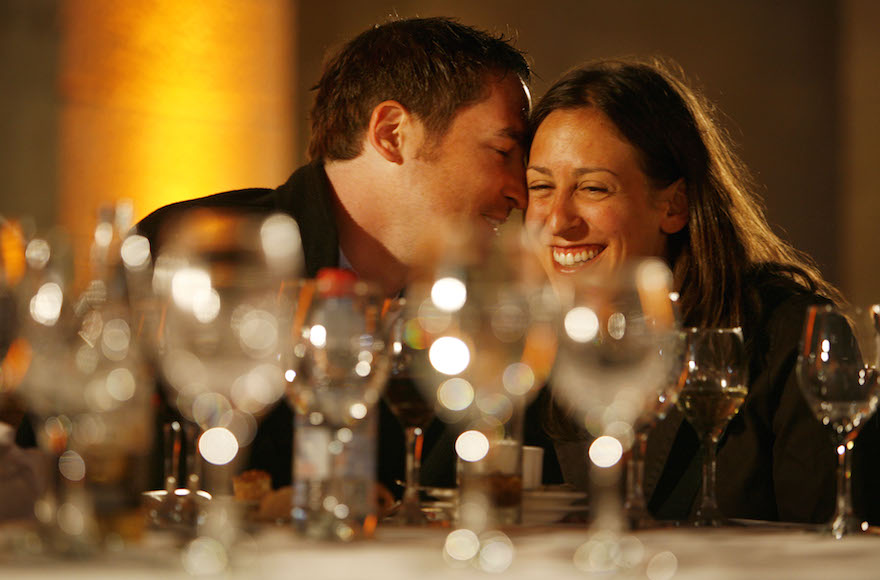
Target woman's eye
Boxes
[579,185,609,195]
[527,184,553,197]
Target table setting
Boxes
[2,207,880,579]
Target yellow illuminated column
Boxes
[58,0,295,284]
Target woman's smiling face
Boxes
[525,107,686,285]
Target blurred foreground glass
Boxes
[383,298,434,526]
[404,224,556,532]
[624,324,684,529]
[285,269,390,541]
[797,304,880,539]
[677,327,748,527]
[150,209,302,552]
[552,258,678,570]
[10,205,155,555]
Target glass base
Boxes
[829,513,869,539]
[692,504,725,527]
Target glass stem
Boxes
[831,436,855,538]
[401,426,423,510]
[625,429,648,514]
[697,436,720,524]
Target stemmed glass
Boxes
[676,327,748,527]
[382,299,434,525]
[796,304,880,539]
[402,224,551,534]
[551,258,678,569]
[150,209,301,549]
[285,269,391,541]
[624,327,685,529]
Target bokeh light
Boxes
[564,306,599,343]
[59,450,86,482]
[444,529,481,561]
[120,234,152,271]
[171,267,212,313]
[260,214,302,274]
[309,324,327,348]
[437,378,474,411]
[429,336,470,375]
[182,537,229,576]
[30,282,63,326]
[502,362,535,396]
[646,551,678,580]
[199,427,239,465]
[431,277,467,312]
[589,435,623,468]
[478,531,515,573]
[456,430,490,462]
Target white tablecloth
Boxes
[4,523,880,579]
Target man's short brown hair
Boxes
[307,17,529,161]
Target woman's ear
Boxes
[366,100,409,164]
[659,179,688,235]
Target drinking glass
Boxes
[552,259,678,547]
[624,327,685,529]
[383,300,434,525]
[677,327,748,527]
[402,225,552,532]
[796,304,880,538]
[285,270,391,540]
[150,209,301,552]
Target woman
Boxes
[525,58,880,524]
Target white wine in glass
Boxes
[676,327,748,527]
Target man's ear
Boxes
[659,178,688,235]
[366,100,410,164]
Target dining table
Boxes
[3,517,880,580]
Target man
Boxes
[137,17,531,493]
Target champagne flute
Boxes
[676,327,748,527]
[796,304,880,538]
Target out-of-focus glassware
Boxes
[285,268,390,541]
[403,225,555,534]
[796,304,880,539]
[13,207,154,555]
[624,325,685,529]
[382,298,434,526]
[677,327,748,527]
[150,208,301,555]
[551,258,678,571]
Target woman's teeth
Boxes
[553,248,598,266]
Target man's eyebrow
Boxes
[496,127,526,144]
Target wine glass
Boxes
[382,298,435,525]
[624,326,685,529]
[551,258,678,568]
[285,269,391,540]
[150,209,301,549]
[402,225,551,532]
[796,304,880,539]
[676,327,748,527]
